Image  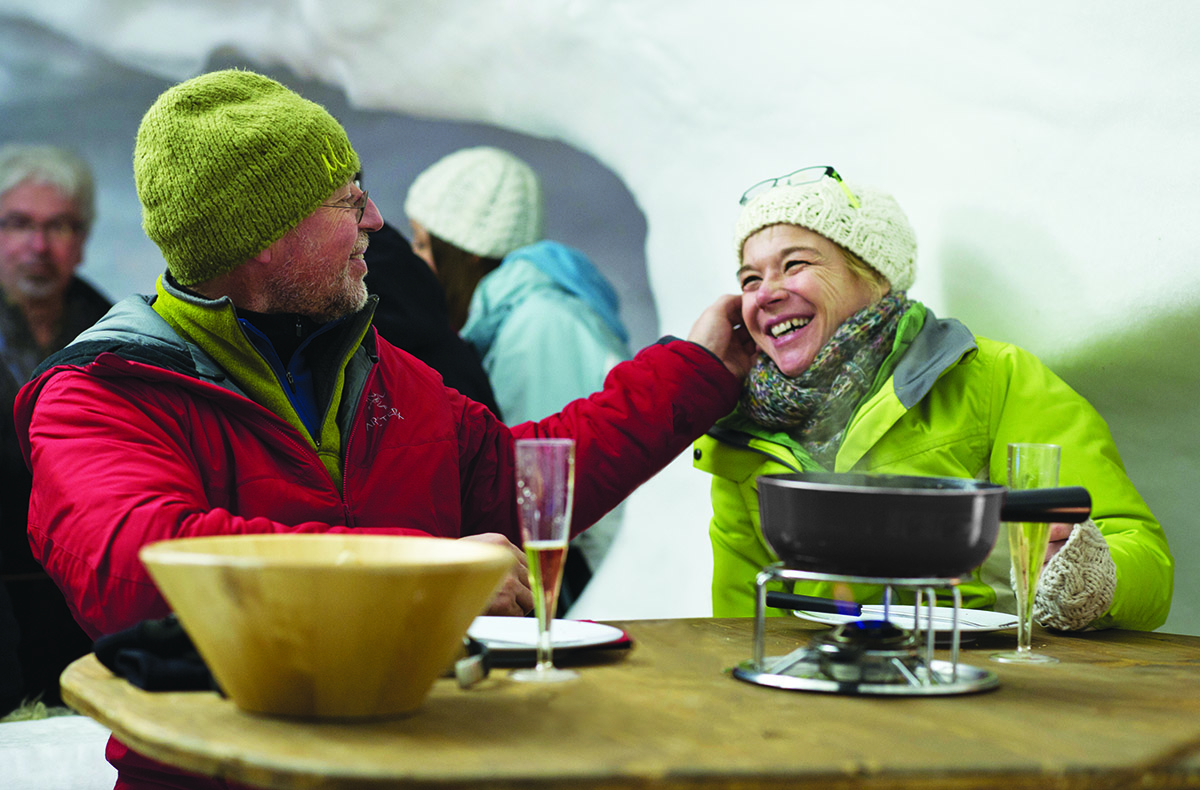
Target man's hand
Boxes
[460,533,533,616]
[686,294,757,380]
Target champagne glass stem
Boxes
[535,612,554,671]
[1010,521,1049,656]
[517,540,575,681]
[529,539,564,672]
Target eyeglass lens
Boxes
[739,166,834,205]
[322,190,368,222]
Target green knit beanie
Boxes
[134,69,361,285]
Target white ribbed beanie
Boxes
[734,176,917,292]
[404,146,543,259]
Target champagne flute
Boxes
[991,442,1061,665]
[510,438,578,683]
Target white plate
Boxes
[468,616,628,652]
[792,605,1019,633]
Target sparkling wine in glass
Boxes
[510,438,578,683]
[991,442,1061,665]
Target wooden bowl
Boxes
[139,534,514,719]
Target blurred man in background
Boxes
[0,144,111,711]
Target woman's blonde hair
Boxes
[841,246,891,302]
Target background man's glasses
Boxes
[321,190,369,222]
[739,166,861,209]
[0,215,84,241]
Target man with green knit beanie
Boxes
[12,68,754,789]
[135,69,362,288]
[134,69,382,489]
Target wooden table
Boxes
[62,617,1200,789]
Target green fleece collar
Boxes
[151,275,375,490]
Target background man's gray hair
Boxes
[0,144,95,231]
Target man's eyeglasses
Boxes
[738,165,860,209]
[321,190,369,223]
[0,215,85,242]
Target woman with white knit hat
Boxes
[694,165,1172,632]
[405,146,632,614]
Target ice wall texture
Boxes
[1,2,1197,634]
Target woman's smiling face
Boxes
[738,224,885,377]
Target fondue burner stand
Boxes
[733,563,999,697]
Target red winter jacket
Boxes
[16,295,739,640]
[15,294,739,790]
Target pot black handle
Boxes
[1001,486,1091,523]
[765,591,862,616]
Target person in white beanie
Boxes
[693,165,1172,632]
[405,146,633,614]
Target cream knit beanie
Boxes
[404,146,542,259]
[734,175,917,292]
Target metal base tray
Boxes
[732,657,999,697]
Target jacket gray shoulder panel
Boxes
[34,294,230,386]
[892,308,978,409]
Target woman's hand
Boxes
[687,294,758,380]
[1045,522,1075,563]
[460,533,533,616]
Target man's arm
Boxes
[455,296,749,543]
[19,369,436,637]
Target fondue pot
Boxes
[757,472,1092,579]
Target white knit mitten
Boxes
[1019,519,1116,631]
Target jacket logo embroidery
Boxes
[364,391,403,431]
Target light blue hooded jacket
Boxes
[462,240,631,424]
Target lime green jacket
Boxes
[694,303,1172,631]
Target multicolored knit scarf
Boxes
[740,293,910,468]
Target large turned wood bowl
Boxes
[139,534,514,719]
